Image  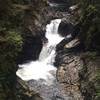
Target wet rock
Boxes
[57,55,83,84]
[64,38,80,49]
[17,34,43,64]
[69,5,79,12]
[58,19,74,37]
[55,52,84,100]
[16,78,43,100]
[26,78,75,100]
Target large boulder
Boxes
[58,19,74,37]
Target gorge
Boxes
[0,0,100,100]
[17,19,74,100]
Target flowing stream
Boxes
[16,19,73,100]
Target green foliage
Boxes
[76,2,100,52]
[81,52,97,60]
[0,30,23,100]
[0,0,24,99]
[0,31,23,58]
[94,70,100,100]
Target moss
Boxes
[80,54,100,100]
[0,1,23,99]
[81,52,98,61]
[0,30,23,99]
[95,71,100,100]
[76,3,100,52]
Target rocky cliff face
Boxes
[55,40,100,100]
[54,38,83,100]
[54,4,100,99]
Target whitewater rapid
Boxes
[16,19,64,83]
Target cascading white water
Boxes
[16,19,64,83]
[47,1,67,7]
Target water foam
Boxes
[16,19,64,82]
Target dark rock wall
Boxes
[17,0,48,64]
[79,54,100,100]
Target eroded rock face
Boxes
[54,38,84,100]
[57,55,82,84]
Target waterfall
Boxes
[16,19,64,83]
[47,1,67,7]
[39,19,63,61]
